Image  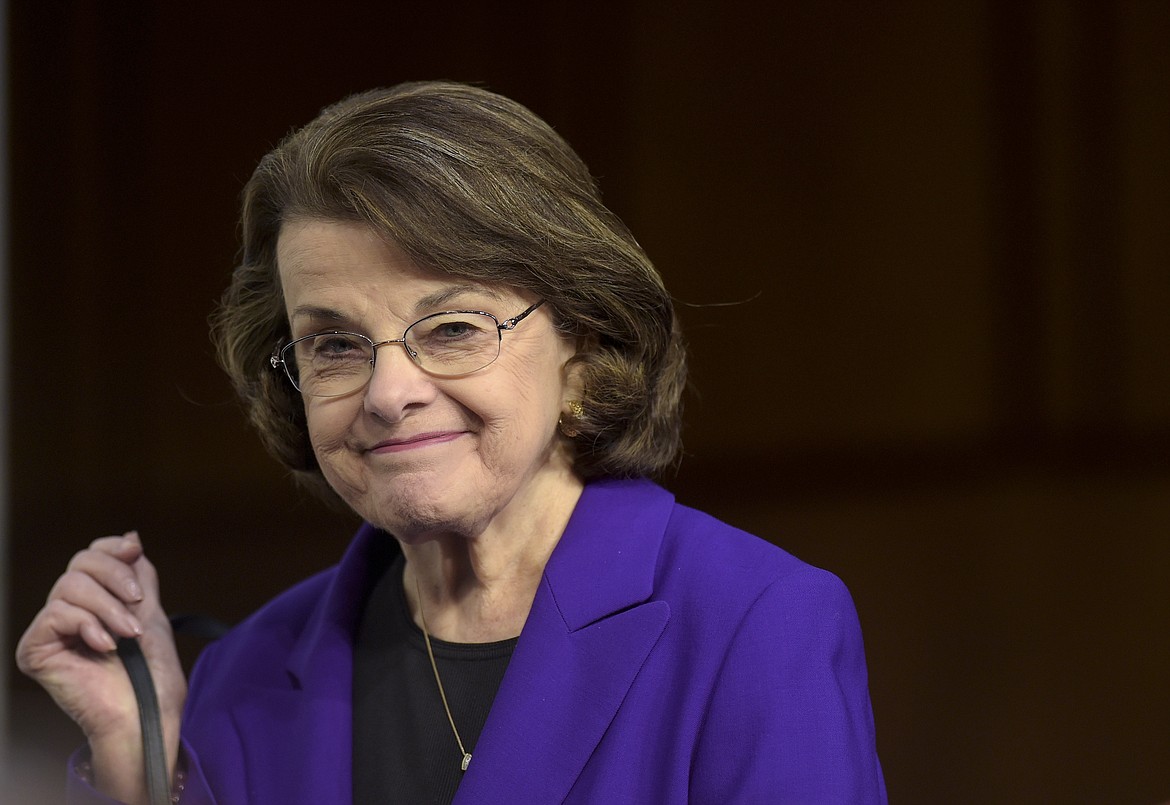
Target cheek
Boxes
[479,368,563,454]
[305,405,370,500]
[491,361,562,423]
[304,400,353,458]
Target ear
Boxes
[559,332,595,406]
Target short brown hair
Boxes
[213,81,686,496]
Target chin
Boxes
[353,479,487,541]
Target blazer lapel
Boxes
[456,479,675,803]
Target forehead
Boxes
[276,219,517,319]
[277,219,419,284]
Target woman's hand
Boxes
[15,531,188,804]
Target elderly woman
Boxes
[17,81,886,804]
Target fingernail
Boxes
[126,615,144,636]
[125,579,143,601]
[96,629,117,652]
[123,530,141,544]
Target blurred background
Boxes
[3,2,1169,802]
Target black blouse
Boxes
[353,551,517,804]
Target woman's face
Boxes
[276,218,583,541]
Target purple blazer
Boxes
[71,478,885,803]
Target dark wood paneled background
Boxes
[5,3,1169,802]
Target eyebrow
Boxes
[414,284,506,312]
[289,284,508,325]
[289,305,351,325]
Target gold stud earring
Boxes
[559,400,584,438]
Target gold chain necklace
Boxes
[414,575,473,772]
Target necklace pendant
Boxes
[461,753,472,772]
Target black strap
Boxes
[168,613,231,641]
[116,637,171,805]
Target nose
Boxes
[362,339,436,422]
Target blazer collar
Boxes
[541,476,673,629]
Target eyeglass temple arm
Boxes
[499,300,545,331]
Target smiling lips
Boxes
[366,431,466,454]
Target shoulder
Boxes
[653,500,875,718]
[656,499,856,632]
[186,567,339,690]
[661,503,886,801]
[185,522,393,692]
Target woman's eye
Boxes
[413,315,491,344]
[306,334,368,361]
[434,320,478,339]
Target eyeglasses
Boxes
[270,300,545,398]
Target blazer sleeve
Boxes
[689,566,887,804]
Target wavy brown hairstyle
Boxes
[212,81,686,498]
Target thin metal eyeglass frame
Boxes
[269,300,546,397]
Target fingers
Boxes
[85,531,145,565]
[30,532,157,656]
[62,540,148,609]
[90,531,166,601]
[49,568,145,641]
[15,597,122,676]
[49,598,124,654]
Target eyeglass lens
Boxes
[285,311,503,397]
